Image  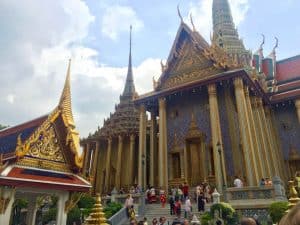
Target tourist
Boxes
[130,186,136,194]
[119,187,125,194]
[183,182,189,200]
[278,202,300,225]
[152,218,158,225]
[265,178,272,186]
[169,195,175,215]
[125,194,134,217]
[240,217,257,225]
[259,178,265,186]
[143,217,149,225]
[159,217,167,225]
[160,188,167,208]
[172,217,182,225]
[234,176,243,188]
[178,185,184,201]
[175,199,182,218]
[183,219,189,225]
[130,220,138,225]
[197,192,205,212]
[204,184,211,203]
[184,196,192,219]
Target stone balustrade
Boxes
[226,186,275,201]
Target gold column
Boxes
[159,98,168,190]
[208,84,225,192]
[244,87,263,182]
[115,135,123,189]
[129,134,135,185]
[138,105,147,189]
[253,97,272,177]
[224,88,243,178]
[149,112,157,186]
[295,99,300,123]
[258,100,276,176]
[269,110,287,181]
[83,143,91,177]
[264,107,280,176]
[104,137,112,192]
[233,78,256,186]
[91,141,100,192]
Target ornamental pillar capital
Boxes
[207,83,217,96]
[234,77,244,90]
[159,97,166,109]
[130,134,135,142]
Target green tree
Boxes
[11,199,28,225]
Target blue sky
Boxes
[0,0,299,137]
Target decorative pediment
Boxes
[158,26,224,90]
[26,125,65,163]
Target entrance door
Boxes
[172,153,181,179]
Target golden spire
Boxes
[84,194,109,225]
[59,59,75,127]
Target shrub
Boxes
[201,212,212,225]
[103,202,123,218]
[210,202,239,225]
[269,201,289,223]
[67,205,81,225]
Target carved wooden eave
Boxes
[15,60,83,172]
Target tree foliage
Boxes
[269,201,289,223]
[0,124,7,130]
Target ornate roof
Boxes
[0,60,83,172]
[153,21,243,92]
[91,28,139,138]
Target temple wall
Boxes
[273,104,300,160]
[166,90,211,151]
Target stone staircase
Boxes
[137,202,208,223]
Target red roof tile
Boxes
[276,55,300,82]
[0,167,90,192]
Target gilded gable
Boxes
[26,125,65,163]
[160,38,223,89]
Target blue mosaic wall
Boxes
[166,90,211,151]
[273,104,300,160]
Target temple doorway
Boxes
[185,138,206,186]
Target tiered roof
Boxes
[91,27,139,138]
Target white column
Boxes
[56,192,69,225]
[0,188,15,225]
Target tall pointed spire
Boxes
[122,25,136,100]
[59,59,75,126]
[212,0,251,65]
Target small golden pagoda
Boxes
[84,194,109,225]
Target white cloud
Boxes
[187,0,249,41]
[6,94,15,104]
[101,5,144,40]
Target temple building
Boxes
[84,0,300,194]
[81,27,140,194]
[0,61,91,225]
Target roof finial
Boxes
[59,59,75,126]
[259,34,265,50]
[177,5,183,23]
[273,37,279,52]
[190,13,196,32]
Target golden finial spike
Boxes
[59,59,75,126]
[177,5,183,23]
